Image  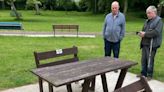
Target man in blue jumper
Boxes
[103,1,125,64]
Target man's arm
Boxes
[144,19,163,38]
[120,15,125,40]
[103,18,107,38]
[139,19,163,38]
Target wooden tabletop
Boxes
[31,57,137,87]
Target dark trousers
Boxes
[104,39,120,58]
[141,46,157,77]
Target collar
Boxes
[112,12,119,17]
[147,16,157,22]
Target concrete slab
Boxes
[0,31,96,38]
[0,34,95,38]
[1,72,164,92]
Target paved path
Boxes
[0,31,100,38]
[1,72,164,92]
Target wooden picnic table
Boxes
[31,57,137,92]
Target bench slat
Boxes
[38,57,79,68]
[35,47,78,60]
[53,24,79,37]
[0,22,22,30]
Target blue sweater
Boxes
[103,12,125,42]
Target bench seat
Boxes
[0,22,23,30]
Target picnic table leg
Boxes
[101,73,108,92]
[66,84,72,92]
[114,68,128,90]
[82,78,92,92]
[89,77,96,91]
[48,83,53,92]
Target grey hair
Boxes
[146,6,157,14]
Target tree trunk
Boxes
[157,4,162,16]
[49,0,53,10]
[1,0,5,9]
[10,1,21,20]
[94,0,97,13]
[50,5,53,10]
[123,0,128,15]
[35,3,40,15]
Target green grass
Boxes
[0,10,145,32]
[0,10,104,32]
[0,10,164,90]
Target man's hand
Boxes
[138,31,145,37]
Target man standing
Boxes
[137,6,163,80]
[103,1,125,60]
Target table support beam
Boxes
[114,68,128,90]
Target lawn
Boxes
[0,10,164,90]
[0,10,144,32]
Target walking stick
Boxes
[148,38,153,69]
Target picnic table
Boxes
[31,57,137,92]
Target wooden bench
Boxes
[0,22,23,30]
[114,76,152,92]
[53,25,79,37]
[33,46,79,92]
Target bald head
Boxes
[111,1,120,15]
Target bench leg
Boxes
[77,29,78,37]
[82,78,92,92]
[114,68,128,90]
[66,84,72,92]
[48,83,53,92]
[101,73,108,92]
[38,77,43,92]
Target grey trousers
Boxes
[141,46,157,77]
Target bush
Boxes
[77,0,87,12]
[55,0,78,11]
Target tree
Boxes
[26,0,42,15]
[56,0,76,12]
[123,0,128,15]
[6,0,22,20]
[158,0,164,16]
[44,0,56,10]
[0,0,5,9]
[98,0,112,13]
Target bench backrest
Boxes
[53,24,79,37]
[114,76,152,92]
[53,25,78,30]
[34,46,79,68]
